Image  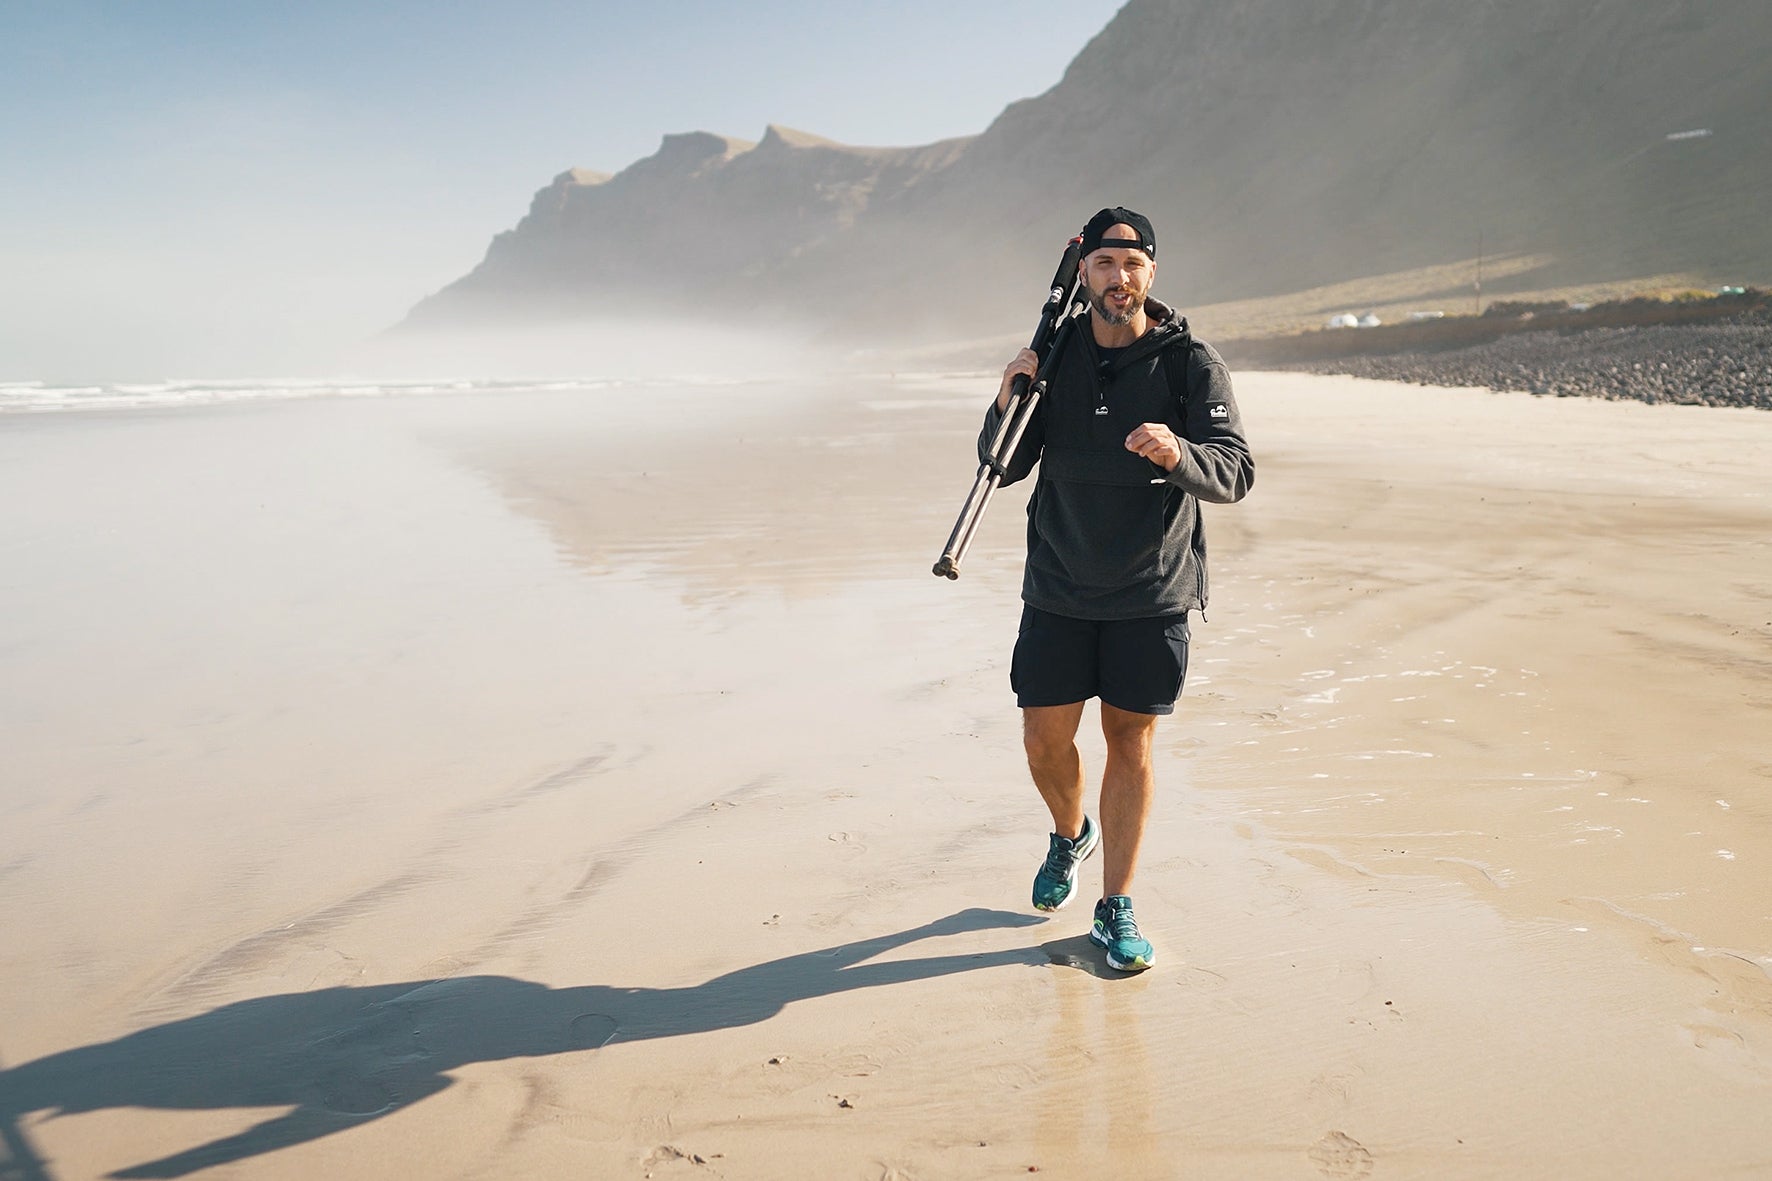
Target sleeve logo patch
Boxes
[1208,402,1230,420]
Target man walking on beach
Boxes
[982,207,1253,971]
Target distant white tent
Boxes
[1327,313,1361,328]
[1357,313,1382,328]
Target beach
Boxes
[3,371,1771,1179]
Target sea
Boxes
[0,377,632,415]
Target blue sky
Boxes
[1,2,1125,380]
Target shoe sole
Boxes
[1105,948,1155,972]
[1090,923,1156,972]
[1032,820,1102,912]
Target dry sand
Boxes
[2,371,1770,1179]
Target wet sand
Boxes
[2,372,1770,1178]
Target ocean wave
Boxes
[0,377,631,415]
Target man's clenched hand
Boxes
[1125,422,1181,472]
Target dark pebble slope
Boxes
[1291,320,1772,411]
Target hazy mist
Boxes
[0,1,1120,383]
[347,319,857,386]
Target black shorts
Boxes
[1010,605,1191,716]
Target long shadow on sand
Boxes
[0,907,1045,1179]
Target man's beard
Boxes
[1088,284,1144,327]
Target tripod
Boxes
[933,236,1086,579]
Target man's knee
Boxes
[1100,705,1158,761]
[1023,705,1083,766]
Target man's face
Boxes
[1081,225,1155,327]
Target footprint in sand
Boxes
[568,1013,619,1050]
[641,1144,715,1174]
[320,1073,396,1117]
[827,831,867,856]
[1307,1067,1364,1106]
[1308,1130,1375,1178]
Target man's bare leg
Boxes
[1099,703,1159,898]
[1022,702,1088,838]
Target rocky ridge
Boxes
[403,0,1772,350]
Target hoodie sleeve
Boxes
[1163,342,1254,504]
[977,391,1045,487]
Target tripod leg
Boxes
[933,466,997,578]
[932,387,1043,578]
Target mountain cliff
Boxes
[404,126,970,328]
[403,0,1772,343]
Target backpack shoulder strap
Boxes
[1158,331,1203,415]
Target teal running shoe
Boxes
[1031,815,1099,912]
[1091,895,1156,971]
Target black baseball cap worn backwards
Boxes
[1080,206,1156,259]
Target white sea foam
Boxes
[0,376,634,415]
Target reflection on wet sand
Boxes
[1036,935,1162,1173]
[451,378,1006,597]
